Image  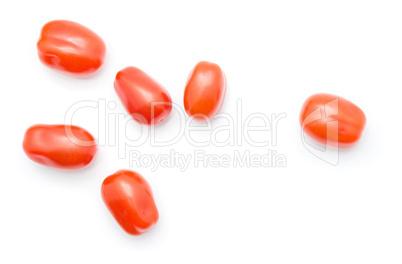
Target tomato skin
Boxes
[22,124,97,169]
[37,20,106,77]
[299,93,366,149]
[101,170,159,236]
[184,61,227,120]
[114,66,172,125]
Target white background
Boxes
[1,0,401,263]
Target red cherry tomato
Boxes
[299,93,366,149]
[101,170,159,236]
[114,66,172,125]
[22,124,97,169]
[184,61,227,120]
[37,20,106,77]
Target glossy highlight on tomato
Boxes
[22,124,97,169]
[184,61,227,120]
[37,20,106,77]
[300,93,366,149]
[101,170,159,236]
[114,66,172,125]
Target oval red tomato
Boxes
[37,20,106,77]
[101,170,159,236]
[22,124,97,169]
[114,66,172,125]
[184,61,227,120]
[299,93,366,149]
